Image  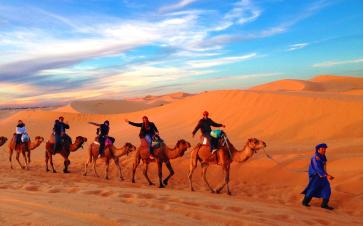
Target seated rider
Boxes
[15,120,27,148]
[88,120,111,156]
[125,116,159,159]
[53,116,70,153]
[192,111,225,154]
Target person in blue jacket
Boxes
[302,143,334,210]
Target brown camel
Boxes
[188,137,266,195]
[83,139,136,180]
[45,135,87,173]
[0,136,7,147]
[8,135,44,169]
[132,139,191,188]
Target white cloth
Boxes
[16,126,27,134]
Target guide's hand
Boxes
[327,175,334,180]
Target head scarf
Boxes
[315,143,328,152]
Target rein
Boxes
[222,134,232,159]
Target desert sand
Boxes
[0,75,362,226]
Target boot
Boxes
[321,199,334,210]
[302,196,312,207]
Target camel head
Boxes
[246,138,266,153]
[174,139,191,157]
[75,136,88,150]
[0,136,8,146]
[123,142,136,156]
[34,136,45,144]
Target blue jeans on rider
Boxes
[145,134,154,155]
[98,135,106,155]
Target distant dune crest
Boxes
[250,75,363,93]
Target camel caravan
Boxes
[1,112,267,195]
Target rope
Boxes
[222,134,232,159]
[262,148,308,173]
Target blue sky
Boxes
[0,0,362,106]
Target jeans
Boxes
[145,134,153,154]
[98,135,106,155]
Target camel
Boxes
[8,135,44,169]
[0,136,7,147]
[83,139,136,180]
[188,136,266,195]
[45,135,87,173]
[132,139,191,188]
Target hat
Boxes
[203,111,209,116]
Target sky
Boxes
[0,0,362,107]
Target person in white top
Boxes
[15,120,27,146]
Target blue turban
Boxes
[315,143,328,152]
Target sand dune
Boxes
[251,75,363,93]
[0,75,362,225]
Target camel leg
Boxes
[215,165,230,194]
[162,160,174,186]
[45,151,50,172]
[9,148,14,169]
[16,151,25,169]
[188,160,198,192]
[93,158,99,177]
[142,163,154,185]
[49,154,56,173]
[63,158,71,173]
[104,158,110,180]
[131,154,141,183]
[22,151,29,170]
[83,153,92,176]
[114,157,124,181]
[157,161,164,188]
[201,164,214,193]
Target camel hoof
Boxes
[210,190,216,194]
[159,185,165,188]
[227,192,232,196]
[105,177,109,180]
[190,188,194,192]
[46,169,50,172]
[63,170,70,174]
[163,180,168,186]
[83,173,87,176]
[52,170,57,173]
[120,177,124,181]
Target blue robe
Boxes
[302,152,331,199]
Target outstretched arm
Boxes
[128,121,142,127]
[88,122,101,126]
[210,119,224,128]
[192,122,201,136]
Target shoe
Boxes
[149,154,155,160]
[321,199,334,210]
[302,196,312,207]
[211,149,218,154]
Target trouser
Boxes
[15,134,22,145]
[54,134,71,151]
[98,135,106,155]
[54,134,62,151]
[204,134,218,152]
[144,134,153,154]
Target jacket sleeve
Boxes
[152,123,159,133]
[312,156,327,177]
[209,119,223,127]
[64,123,70,129]
[128,121,142,127]
[192,121,201,135]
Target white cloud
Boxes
[313,58,363,68]
[159,0,198,13]
[287,43,309,51]
[187,53,257,68]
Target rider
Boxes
[192,111,225,154]
[88,120,110,156]
[15,120,27,148]
[53,116,70,153]
[125,116,159,159]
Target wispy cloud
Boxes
[287,43,309,51]
[159,0,198,13]
[187,53,257,68]
[313,58,363,68]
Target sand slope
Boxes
[0,75,362,226]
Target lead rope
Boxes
[223,135,232,159]
[262,148,308,173]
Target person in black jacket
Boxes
[53,116,71,152]
[125,116,159,159]
[15,120,27,147]
[88,120,111,156]
[192,111,225,153]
